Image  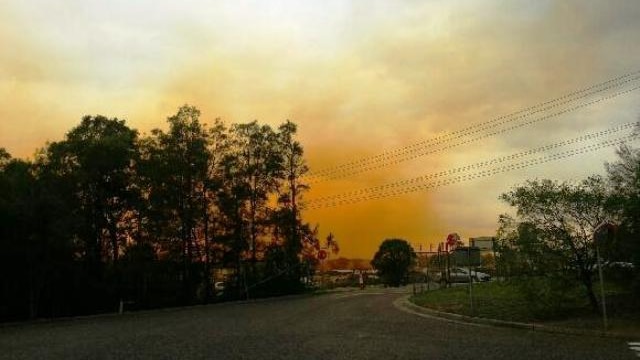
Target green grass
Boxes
[410,280,637,325]
[410,276,640,336]
[411,282,537,322]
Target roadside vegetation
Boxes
[411,280,636,323]
[0,105,332,322]
[412,127,640,332]
[371,239,416,287]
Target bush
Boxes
[513,275,586,319]
[602,263,635,287]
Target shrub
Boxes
[513,275,586,319]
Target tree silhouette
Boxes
[371,238,416,287]
[606,143,640,293]
[500,177,614,313]
[138,105,211,303]
[0,106,319,321]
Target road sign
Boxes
[453,247,481,267]
[317,250,327,260]
[594,222,617,246]
[469,237,495,251]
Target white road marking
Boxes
[628,342,640,357]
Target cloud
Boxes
[1,1,639,257]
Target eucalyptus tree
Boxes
[216,150,249,293]
[223,121,283,283]
[138,105,210,303]
[201,118,229,301]
[0,150,76,319]
[606,143,640,239]
[0,148,9,166]
[606,143,640,291]
[0,155,40,318]
[44,116,139,264]
[275,120,310,283]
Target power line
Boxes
[306,122,637,204]
[305,132,639,210]
[306,71,640,179]
[306,83,640,183]
[307,134,638,209]
[305,71,640,182]
[320,84,640,179]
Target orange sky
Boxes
[2,1,640,258]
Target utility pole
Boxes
[593,221,617,332]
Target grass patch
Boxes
[410,280,637,326]
[411,282,536,322]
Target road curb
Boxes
[396,295,635,340]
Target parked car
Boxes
[441,267,491,283]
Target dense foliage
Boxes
[371,238,416,287]
[497,136,640,313]
[605,144,640,292]
[0,106,324,321]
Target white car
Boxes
[448,267,491,283]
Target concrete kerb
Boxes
[395,295,635,340]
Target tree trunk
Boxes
[250,192,257,281]
[108,220,119,262]
[28,273,39,320]
[581,271,600,313]
[203,195,212,303]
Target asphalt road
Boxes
[1,287,637,359]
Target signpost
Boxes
[453,246,481,316]
[453,247,481,267]
[317,250,327,288]
[469,237,495,251]
[593,222,617,332]
[445,233,459,288]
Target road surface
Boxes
[1,287,637,359]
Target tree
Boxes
[138,105,210,304]
[36,116,141,315]
[45,116,139,264]
[605,142,640,292]
[325,232,339,255]
[0,148,9,167]
[0,151,75,320]
[275,120,309,287]
[495,215,563,279]
[500,177,614,313]
[228,121,282,278]
[371,239,416,287]
[201,118,229,302]
[0,156,43,319]
[0,106,319,319]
